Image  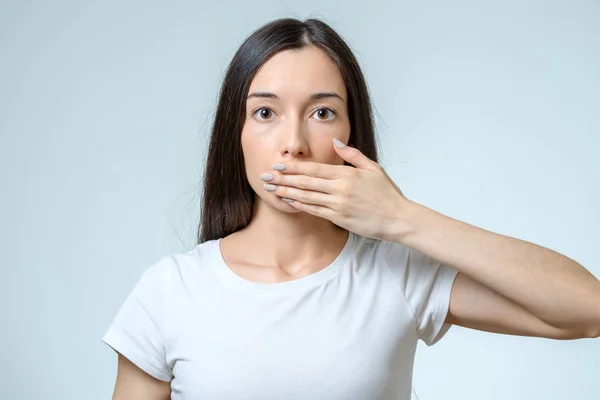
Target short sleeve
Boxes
[102,256,173,381]
[381,241,458,346]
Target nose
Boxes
[279,116,309,159]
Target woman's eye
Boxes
[253,108,275,121]
[312,108,336,121]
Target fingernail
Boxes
[333,138,346,148]
[282,198,294,203]
[264,183,277,192]
[260,173,273,182]
[273,163,286,171]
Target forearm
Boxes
[393,199,600,334]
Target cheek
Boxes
[241,143,260,178]
[241,125,261,159]
[241,133,270,189]
[312,122,351,162]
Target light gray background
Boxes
[1,1,599,399]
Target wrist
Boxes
[389,197,425,245]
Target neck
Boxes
[234,197,348,270]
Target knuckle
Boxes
[299,178,310,189]
[339,182,351,195]
[338,196,350,207]
[330,198,343,209]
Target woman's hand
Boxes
[260,138,411,242]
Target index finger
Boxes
[272,161,346,179]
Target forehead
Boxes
[248,45,346,97]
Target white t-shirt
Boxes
[102,231,458,400]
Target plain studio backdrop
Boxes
[1,0,599,399]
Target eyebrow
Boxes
[247,91,345,103]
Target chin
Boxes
[270,195,303,213]
[254,191,302,213]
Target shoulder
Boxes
[371,238,439,272]
[353,234,411,267]
[147,240,225,297]
[133,241,216,293]
[364,237,456,290]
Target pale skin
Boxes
[110,45,600,399]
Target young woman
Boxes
[103,18,600,400]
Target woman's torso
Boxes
[164,232,419,400]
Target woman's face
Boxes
[241,45,351,213]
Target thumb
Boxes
[333,138,378,170]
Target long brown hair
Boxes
[197,18,380,244]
